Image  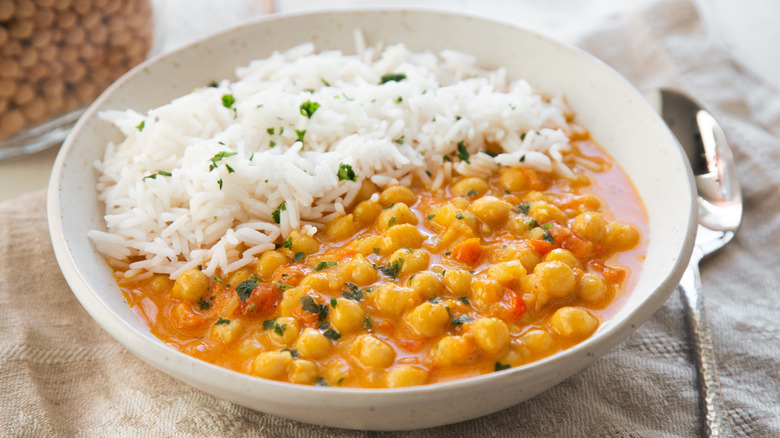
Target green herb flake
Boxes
[363,315,372,329]
[269,140,276,148]
[315,377,329,387]
[378,258,403,279]
[198,297,212,310]
[136,120,145,132]
[300,100,321,118]
[207,80,219,88]
[466,189,478,197]
[457,296,470,305]
[215,317,230,326]
[221,94,236,109]
[267,127,275,135]
[281,348,299,358]
[337,163,356,182]
[295,129,306,146]
[426,214,435,221]
[387,216,398,228]
[218,178,223,189]
[330,297,338,308]
[321,78,331,86]
[315,261,338,272]
[300,295,329,321]
[526,218,539,229]
[292,252,306,263]
[519,155,526,163]
[235,280,257,302]
[451,315,472,325]
[542,222,554,230]
[456,140,470,164]
[197,264,203,271]
[495,362,511,372]
[372,247,380,254]
[442,155,452,162]
[263,318,277,331]
[394,96,403,104]
[542,230,555,244]
[142,170,172,181]
[518,202,532,215]
[273,281,291,291]
[273,323,287,336]
[250,274,260,282]
[520,132,527,141]
[323,328,341,341]
[208,151,237,171]
[455,214,464,220]
[379,73,407,84]
[214,276,225,285]
[393,136,405,145]
[428,296,443,304]
[271,202,286,224]
[225,164,235,174]
[282,236,293,249]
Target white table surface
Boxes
[1,0,777,203]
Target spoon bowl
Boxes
[646,88,741,437]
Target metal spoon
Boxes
[645,88,741,437]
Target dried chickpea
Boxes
[471,317,510,354]
[324,214,359,241]
[385,365,428,388]
[468,196,512,225]
[295,328,333,360]
[267,317,301,346]
[330,298,365,334]
[377,202,418,231]
[533,261,576,299]
[548,307,599,339]
[408,271,443,300]
[211,319,244,344]
[251,350,293,379]
[572,212,607,243]
[379,185,418,207]
[352,335,395,368]
[255,250,289,280]
[443,269,472,296]
[171,268,209,301]
[288,359,318,385]
[352,200,382,226]
[434,335,476,366]
[578,273,607,302]
[451,177,489,197]
[404,301,450,338]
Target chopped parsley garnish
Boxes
[271,202,286,224]
[215,317,230,325]
[342,283,364,301]
[300,296,329,321]
[207,80,218,88]
[466,189,478,197]
[394,96,403,104]
[221,94,236,112]
[208,151,237,171]
[197,297,212,310]
[136,120,145,132]
[457,296,470,305]
[455,214,464,220]
[269,140,276,148]
[542,230,555,244]
[542,222,554,230]
[451,315,472,325]
[235,280,257,302]
[428,296,443,304]
[249,274,260,282]
[292,252,306,263]
[426,214,435,221]
[526,218,539,229]
[262,318,277,330]
[379,72,407,84]
[295,129,306,146]
[273,281,291,290]
[330,297,338,308]
[282,236,293,249]
[384,203,396,210]
[387,216,398,228]
[314,261,338,271]
[323,328,341,341]
[520,132,527,141]
[266,127,275,135]
[142,170,171,180]
[378,258,403,279]
[393,136,404,145]
[442,155,452,162]
[281,348,298,358]
[225,164,235,173]
[273,323,287,336]
[518,202,532,215]
[363,315,372,329]
[519,155,526,163]
[214,276,225,285]
[299,100,320,118]
[218,178,224,190]
[315,377,329,387]
[372,247,380,254]
[495,362,511,372]
[321,78,331,86]
[337,163,356,182]
[456,140,470,164]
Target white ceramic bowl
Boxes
[47,9,696,430]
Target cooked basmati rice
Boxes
[89,39,576,280]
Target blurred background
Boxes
[0,0,776,202]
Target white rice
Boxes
[90,38,576,280]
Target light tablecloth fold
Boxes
[1,0,778,436]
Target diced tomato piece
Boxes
[293,306,320,328]
[334,248,358,261]
[562,234,593,259]
[450,237,483,266]
[236,283,280,317]
[507,290,526,319]
[529,239,554,255]
[588,260,626,283]
[396,337,424,353]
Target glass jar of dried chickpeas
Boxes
[0,0,153,160]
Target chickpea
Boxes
[427,203,459,229]
[377,202,418,232]
[169,302,204,331]
[443,269,472,296]
[330,298,365,334]
[548,307,599,339]
[211,319,245,344]
[324,214,359,241]
[451,177,489,197]
[518,328,554,353]
[528,200,567,224]
[499,167,528,192]
[379,223,426,253]
[405,302,450,338]
[339,254,378,286]
[289,230,319,255]
[171,269,209,301]
[533,261,576,299]
[351,234,383,256]
[471,317,510,354]
[604,221,640,251]
[278,286,309,317]
[516,244,542,272]
[149,274,172,294]
[227,268,252,287]
[251,350,293,379]
[373,284,416,317]
[408,270,443,300]
[352,199,382,226]
[578,273,607,302]
[389,248,430,277]
[572,212,607,243]
[379,185,418,207]
[267,316,301,346]
[544,248,580,269]
[255,250,290,280]
[434,335,476,366]
[288,359,319,385]
[470,278,504,306]
[385,365,429,388]
[294,328,333,360]
[324,359,352,385]
[238,331,265,357]
[355,179,379,203]
[485,261,526,288]
[299,272,332,293]
[468,196,512,225]
[352,335,395,368]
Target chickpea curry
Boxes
[119,138,646,389]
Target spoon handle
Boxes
[678,257,734,438]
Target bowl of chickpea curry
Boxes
[48,10,696,430]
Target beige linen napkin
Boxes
[2,0,779,436]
